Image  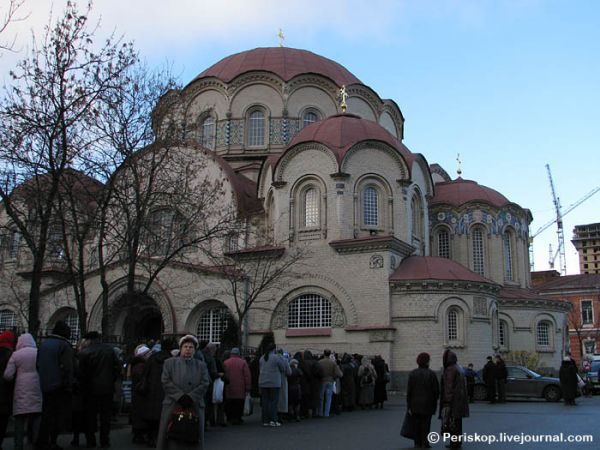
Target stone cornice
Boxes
[498,297,572,312]
[329,236,414,256]
[390,280,500,295]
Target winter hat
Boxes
[290,358,299,366]
[52,321,71,340]
[416,352,430,367]
[135,345,151,358]
[178,334,198,350]
[231,347,240,355]
[0,330,15,350]
[151,343,162,353]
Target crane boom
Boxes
[545,164,566,275]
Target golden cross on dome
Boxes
[340,85,348,113]
[278,28,285,47]
[456,153,463,177]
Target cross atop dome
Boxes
[278,28,285,47]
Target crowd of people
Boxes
[0,323,394,450]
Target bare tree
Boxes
[204,232,309,347]
[0,1,136,335]
[0,0,27,52]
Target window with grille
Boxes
[582,300,593,325]
[411,196,423,239]
[288,294,331,328]
[536,321,550,347]
[503,231,513,281]
[447,309,458,341]
[200,116,216,149]
[363,186,379,227]
[247,109,265,147]
[472,228,485,276]
[64,312,81,345]
[303,187,319,228]
[438,229,450,258]
[47,227,65,260]
[197,307,229,344]
[499,320,508,348]
[302,111,318,128]
[7,230,21,259]
[0,310,17,331]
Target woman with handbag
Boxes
[157,335,210,450]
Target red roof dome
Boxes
[193,47,361,86]
[431,178,510,208]
[390,256,495,284]
[279,114,414,168]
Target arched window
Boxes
[302,110,319,128]
[288,294,331,329]
[303,187,319,228]
[197,307,229,344]
[0,309,17,331]
[471,227,485,276]
[145,208,184,256]
[363,186,379,227]
[536,321,551,348]
[503,230,514,281]
[437,228,450,259]
[447,309,458,341]
[199,115,216,150]
[247,108,265,147]
[499,320,509,350]
[47,226,65,260]
[5,229,21,260]
[411,194,424,253]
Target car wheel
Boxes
[543,385,561,402]
[473,384,487,401]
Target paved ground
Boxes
[3,394,599,450]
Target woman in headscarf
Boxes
[156,335,210,450]
[559,356,578,406]
[130,344,151,444]
[4,333,42,450]
[258,342,290,427]
[439,350,469,449]
[406,352,439,449]
[357,357,377,409]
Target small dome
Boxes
[431,178,510,208]
[390,256,495,284]
[193,47,361,86]
[283,114,414,167]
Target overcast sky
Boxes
[1,0,599,275]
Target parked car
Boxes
[473,365,563,402]
[584,360,600,394]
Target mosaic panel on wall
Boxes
[431,208,528,239]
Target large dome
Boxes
[281,114,414,167]
[193,47,361,86]
[431,178,510,208]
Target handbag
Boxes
[167,406,200,443]
[243,392,253,416]
[400,410,416,439]
[212,378,224,404]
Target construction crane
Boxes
[545,164,566,275]
[528,165,600,273]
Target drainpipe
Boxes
[243,276,249,348]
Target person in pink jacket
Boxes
[223,348,251,425]
[4,333,43,450]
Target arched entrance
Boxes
[111,292,164,345]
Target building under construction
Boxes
[573,223,600,274]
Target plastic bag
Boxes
[212,378,224,404]
[243,392,253,416]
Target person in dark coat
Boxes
[439,350,469,449]
[300,350,320,418]
[142,339,175,447]
[406,352,439,449]
[340,354,357,412]
[463,363,477,403]
[559,356,578,405]
[130,344,151,444]
[198,342,218,428]
[287,359,303,421]
[36,320,74,450]
[482,356,496,403]
[494,355,508,403]
[156,335,210,450]
[372,355,389,409]
[78,331,121,448]
[0,330,15,450]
